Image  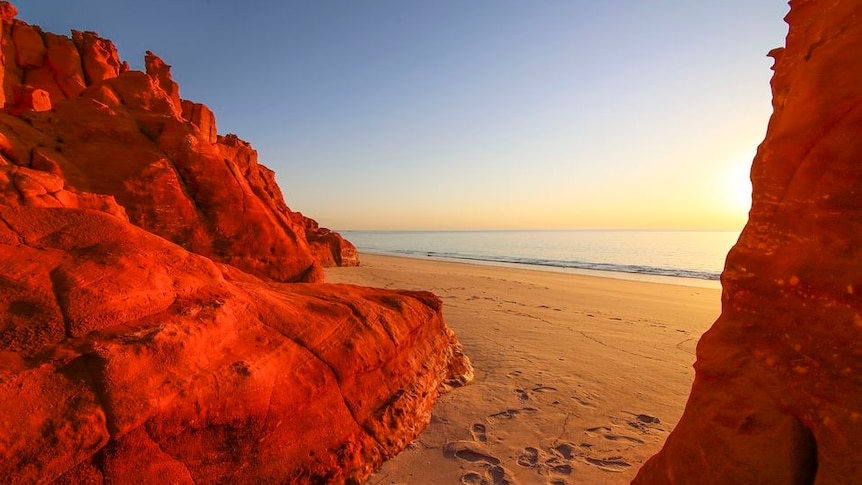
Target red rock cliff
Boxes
[635,1,862,483]
[0,2,471,483]
[0,2,356,283]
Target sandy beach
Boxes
[326,253,721,485]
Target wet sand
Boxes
[326,253,720,485]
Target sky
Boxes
[16,1,790,231]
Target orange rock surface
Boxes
[635,1,862,483]
[302,213,360,267]
[0,2,472,483]
[0,2,354,280]
[0,204,471,484]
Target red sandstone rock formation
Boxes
[0,203,471,484]
[301,212,361,267]
[634,1,862,483]
[0,161,126,217]
[0,2,471,483]
[0,2,355,280]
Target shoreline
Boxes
[356,249,723,289]
[326,253,721,484]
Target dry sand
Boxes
[326,253,721,485]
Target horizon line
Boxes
[335,227,745,233]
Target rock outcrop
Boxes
[635,1,862,483]
[0,1,355,281]
[0,203,471,484]
[0,2,471,483]
[301,212,360,267]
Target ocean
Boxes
[339,230,741,288]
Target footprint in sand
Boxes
[489,407,538,420]
[626,415,664,433]
[460,471,488,485]
[459,466,516,485]
[444,441,499,465]
[516,446,539,467]
[471,423,488,443]
[512,443,581,483]
[584,425,644,444]
[634,413,661,424]
[446,442,516,485]
[454,449,501,465]
[513,384,558,404]
[552,442,577,460]
[585,456,632,472]
[487,465,515,485]
[545,450,575,485]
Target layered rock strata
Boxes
[0,2,469,483]
[635,1,862,483]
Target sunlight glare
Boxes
[726,153,754,214]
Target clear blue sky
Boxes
[17,1,789,230]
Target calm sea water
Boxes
[340,230,741,288]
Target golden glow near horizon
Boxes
[279,60,773,233]
[314,141,758,232]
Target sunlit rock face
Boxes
[0,1,355,281]
[301,212,361,267]
[634,1,862,483]
[0,204,472,484]
[0,2,473,483]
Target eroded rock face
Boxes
[0,161,127,218]
[0,205,472,484]
[0,2,354,280]
[0,2,472,483]
[635,1,862,483]
[302,212,361,267]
